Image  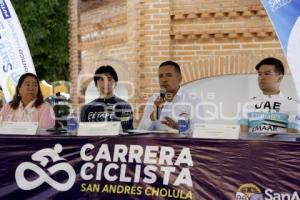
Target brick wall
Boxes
[170,0,286,85]
[71,0,286,126]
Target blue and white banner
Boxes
[261,0,300,98]
[0,0,35,102]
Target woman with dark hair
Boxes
[0,73,55,129]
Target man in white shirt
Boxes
[239,57,300,134]
[138,61,205,131]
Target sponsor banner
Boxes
[236,183,300,200]
[0,135,300,199]
[0,0,35,101]
[261,0,300,98]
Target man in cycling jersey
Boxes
[239,57,300,134]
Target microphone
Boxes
[160,87,166,99]
[157,87,166,120]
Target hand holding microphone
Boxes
[150,87,166,121]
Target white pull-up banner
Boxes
[261,0,300,99]
[0,0,35,102]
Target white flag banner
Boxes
[0,0,35,102]
[261,0,300,99]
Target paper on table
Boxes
[0,121,39,135]
[192,124,240,139]
[78,122,122,136]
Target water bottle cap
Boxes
[179,112,189,118]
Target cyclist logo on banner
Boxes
[15,144,76,191]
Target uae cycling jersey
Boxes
[239,92,300,133]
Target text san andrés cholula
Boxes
[80,143,193,199]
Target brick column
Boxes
[137,0,172,121]
[126,0,145,126]
[68,0,80,112]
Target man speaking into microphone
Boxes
[138,61,205,132]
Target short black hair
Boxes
[159,60,181,74]
[94,65,118,85]
[255,57,285,75]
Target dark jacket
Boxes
[80,96,133,130]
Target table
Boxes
[0,133,300,200]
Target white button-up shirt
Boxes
[138,87,205,131]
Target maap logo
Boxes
[15,144,76,191]
[236,183,300,200]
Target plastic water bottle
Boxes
[106,105,113,121]
[67,111,78,135]
[178,113,190,136]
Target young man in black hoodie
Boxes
[80,65,133,130]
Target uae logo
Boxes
[236,183,264,200]
[15,144,76,191]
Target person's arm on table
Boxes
[240,125,249,134]
[121,103,134,130]
[138,96,161,130]
[239,102,250,135]
[38,102,55,129]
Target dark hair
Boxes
[93,65,118,85]
[159,60,181,74]
[255,57,285,75]
[9,73,44,109]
